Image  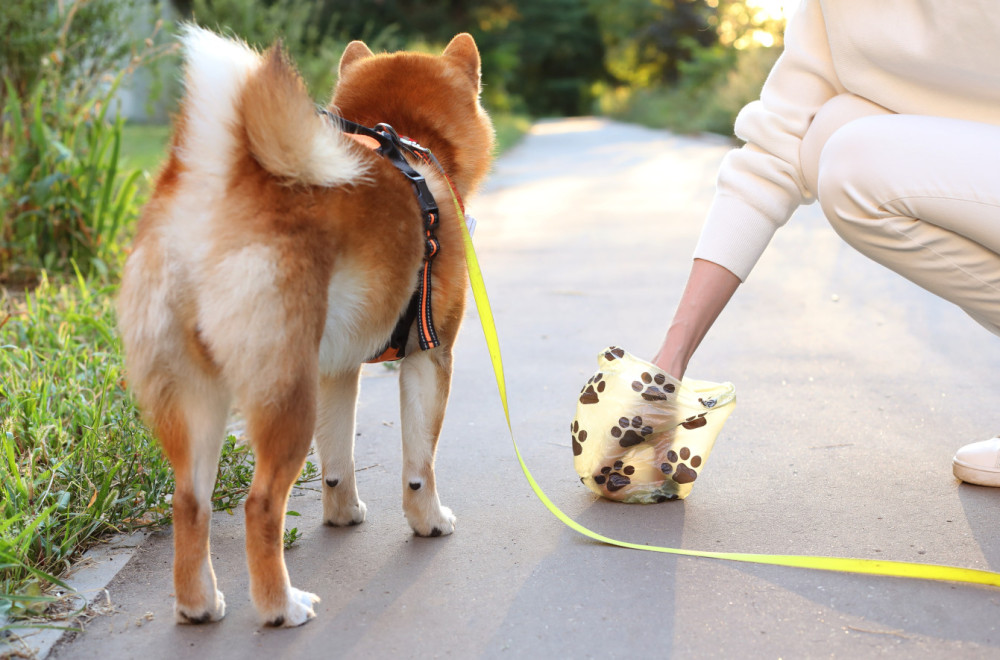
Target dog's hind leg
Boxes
[399,347,456,537]
[316,368,367,526]
[243,370,321,627]
[152,376,231,624]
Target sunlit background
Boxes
[726,0,800,47]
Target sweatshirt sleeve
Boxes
[692,0,845,281]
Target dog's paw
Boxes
[262,587,320,628]
[408,505,456,538]
[323,498,367,527]
[175,589,226,624]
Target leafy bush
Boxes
[588,0,715,87]
[505,0,608,116]
[593,0,789,135]
[0,78,144,283]
[0,0,174,284]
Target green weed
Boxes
[0,275,171,620]
[283,511,301,550]
[0,76,145,284]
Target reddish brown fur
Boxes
[118,31,494,626]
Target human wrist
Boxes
[651,259,741,381]
[651,330,690,381]
[652,355,686,381]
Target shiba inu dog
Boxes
[117,25,493,627]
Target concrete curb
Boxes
[1,531,151,659]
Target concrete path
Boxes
[50,118,1000,659]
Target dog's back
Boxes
[119,27,426,407]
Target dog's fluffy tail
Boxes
[178,25,368,187]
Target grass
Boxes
[492,113,532,154]
[0,275,174,625]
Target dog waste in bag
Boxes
[572,346,736,503]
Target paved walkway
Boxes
[49,118,1000,658]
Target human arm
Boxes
[651,258,741,380]
[694,0,843,280]
[653,1,842,377]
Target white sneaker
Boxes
[953,436,1000,486]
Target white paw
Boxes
[265,587,320,628]
[408,505,456,537]
[175,589,226,624]
[324,499,367,527]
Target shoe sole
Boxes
[953,460,1000,487]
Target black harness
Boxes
[318,109,443,363]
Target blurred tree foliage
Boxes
[175,0,406,99]
[596,0,790,135]
[0,0,172,282]
[0,0,149,110]
[169,0,767,118]
[496,0,607,116]
[1,0,787,139]
[588,0,716,87]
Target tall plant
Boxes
[0,0,171,283]
[0,77,144,282]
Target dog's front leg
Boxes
[316,368,367,526]
[399,347,456,537]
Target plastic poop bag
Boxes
[572,346,736,503]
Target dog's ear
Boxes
[442,33,481,90]
[339,40,375,77]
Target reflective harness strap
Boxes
[319,110,442,362]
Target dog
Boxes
[117,25,494,627]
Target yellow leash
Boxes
[440,176,1000,590]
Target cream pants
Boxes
[799,94,1000,336]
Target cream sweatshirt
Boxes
[693,0,1000,281]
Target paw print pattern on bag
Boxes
[603,346,626,361]
[660,446,702,484]
[631,371,676,402]
[572,347,736,503]
[681,413,708,429]
[570,420,588,456]
[611,415,653,448]
[594,460,635,492]
[579,373,606,405]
